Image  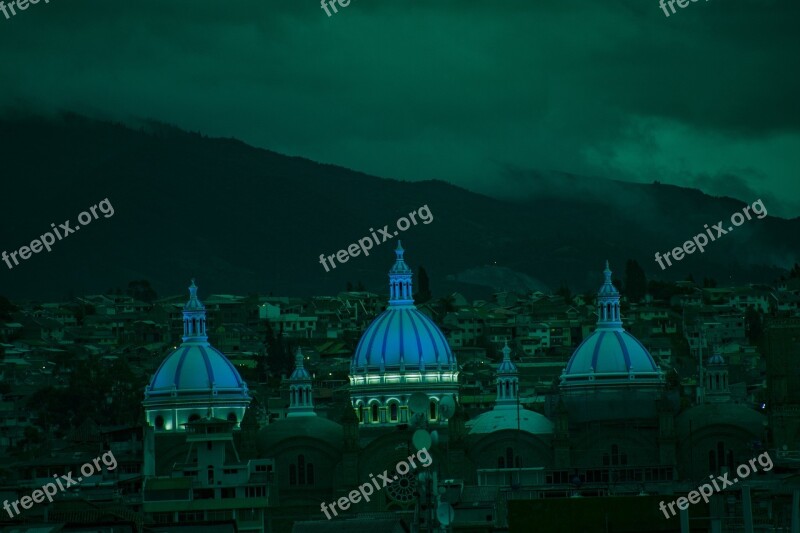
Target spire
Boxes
[495,341,519,409]
[388,241,414,306]
[287,348,315,417]
[497,341,518,375]
[182,279,208,343]
[289,347,311,381]
[596,261,622,329]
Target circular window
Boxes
[386,471,416,503]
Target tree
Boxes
[127,280,158,302]
[624,259,647,303]
[555,283,572,303]
[264,320,294,378]
[438,294,457,316]
[0,295,17,321]
[415,266,432,303]
[745,306,764,345]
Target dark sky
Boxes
[1,0,798,215]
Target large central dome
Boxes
[349,243,458,427]
[352,306,455,373]
[351,242,456,375]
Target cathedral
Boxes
[140,246,780,531]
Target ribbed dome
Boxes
[144,280,249,404]
[563,329,660,377]
[352,306,455,372]
[147,343,249,399]
[560,262,662,388]
[351,242,456,374]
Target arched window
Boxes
[709,450,716,471]
[429,401,437,421]
[357,406,363,423]
[371,404,379,423]
[390,403,398,422]
[298,455,306,484]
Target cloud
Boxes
[0,0,797,215]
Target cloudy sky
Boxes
[1,0,798,216]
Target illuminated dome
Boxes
[349,243,459,427]
[560,262,663,389]
[143,280,250,431]
[351,303,455,373]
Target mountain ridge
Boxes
[0,112,795,300]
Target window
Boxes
[245,486,266,498]
[390,403,398,422]
[298,455,306,484]
[290,454,314,486]
[429,401,437,421]
[221,487,236,498]
[155,415,164,430]
[371,404,379,423]
[188,414,200,423]
[227,412,238,423]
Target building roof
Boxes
[467,407,554,435]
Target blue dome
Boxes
[352,306,456,373]
[351,243,456,374]
[145,280,249,402]
[560,262,663,389]
[146,343,249,399]
[562,329,660,380]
